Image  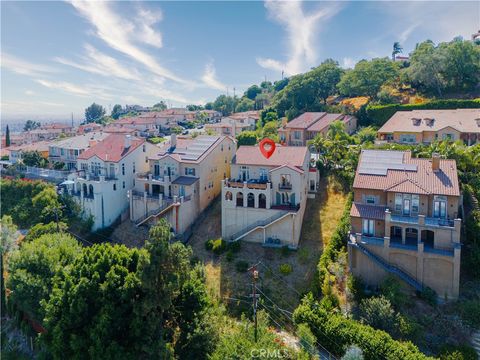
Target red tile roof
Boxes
[235,145,308,168]
[77,134,144,162]
[307,113,345,132]
[353,150,460,196]
[350,203,387,220]
[285,112,326,129]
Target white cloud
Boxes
[342,57,356,69]
[257,1,343,76]
[136,8,163,48]
[201,61,226,91]
[398,23,419,44]
[70,1,190,85]
[25,90,35,96]
[1,53,57,76]
[54,44,140,80]
[35,79,112,100]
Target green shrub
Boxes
[228,241,241,253]
[211,239,227,255]
[279,263,293,275]
[359,296,397,334]
[346,275,366,303]
[226,250,234,262]
[456,299,480,328]
[205,239,214,251]
[298,248,310,264]
[235,260,249,273]
[380,275,408,309]
[147,137,165,144]
[418,287,437,306]
[439,344,478,360]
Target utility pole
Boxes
[233,87,236,98]
[71,112,74,127]
[249,264,259,342]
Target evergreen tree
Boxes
[5,125,10,147]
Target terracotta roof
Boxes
[235,145,308,168]
[378,109,480,134]
[104,126,136,134]
[285,112,326,129]
[270,164,305,174]
[353,150,460,196]
[8,141,51,153]
[307,113,345,132]
[230,111,260,120]
[115,117,155,125]
[350,203,387,220]
[77,134,145,162]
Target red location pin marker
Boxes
[259,138,276,159]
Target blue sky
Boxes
[1,1,479,122]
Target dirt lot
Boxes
[188,178,348,314]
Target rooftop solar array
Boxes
[358,150,417,175]
[175,136,218,161]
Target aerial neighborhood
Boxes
[1,1,480,358]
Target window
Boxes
[442,133,454,141]
[185,168,196,176]
[365,195,376,204]
[362,219,375,236]
[122,163,125,175]
[122,181,125,189]
[81,163,88,171]
[133,162,136,174]
[145,156,148,163]
[395,194,402,212]
[412,195,419,213]
[399,134,416,143]
[221,144,224,151]
[259,168,268,181]
[433,195,447,218]
[113,184,117,191]
[143,144,146,152]
[294,131,301,140]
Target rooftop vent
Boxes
[424,118,435,126]
[476,118,480,127]
[412,118,421,126]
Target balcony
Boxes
[271,203,300,211]
[278,183,292,191]
[225,178,270,190]
[137,172,169,183]
[390,213,455,228]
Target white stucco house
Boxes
[221,144,318,248]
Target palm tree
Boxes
[392,42,403,61]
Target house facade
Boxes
[48,132,109,170]
[377,109,480,145]
[8,141,50,164]
[348,150,462,300]
[67,134,158,231]
[130,135,236,236]
[278,112,357,146]
[221,145,318,248]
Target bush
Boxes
[359,296,398,334]
[235,260,249,273]
[380,275,408,309]
[418,287,437,306]
[228,241,241,253]
[279,263,293,275]
[147,137,165,144]
[211,239,227,255]
[439,344,478,360]
[205,239,214,251]
[346,275,366,303]
[226,250,234,262]
[342,345,364,360]
[455,299,480,328]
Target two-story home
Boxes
[67,134,158,231]
[8,141,51,164]
[348,149,462,299]
[278,112,357,146]
[377,109,480,145]
[221,145,318,248]
[130,134,236,237]
[48,132,108,170]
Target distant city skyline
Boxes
[1,1,479,122]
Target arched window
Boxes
[89,184,94,197]
[236,192,244,207]
[82,183,87,195]
[259,194,267,209]
[225,191,233,201]
[247,193,255,208]
[113,183,117,191]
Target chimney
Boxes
[124,135,132,149]
[170,133,177,152]
[432,152,440,172]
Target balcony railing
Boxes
[390,214,455,228]
[278,183,292,190]
[271,203,300,211]
[225,179,270,190]
[137,172,168,182]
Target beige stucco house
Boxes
[221,145,319,248]
[377,109,480,145]
[348,149,462,300]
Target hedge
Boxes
[293,297,433,360]
[360,99,480,127]
[317,193,353,286]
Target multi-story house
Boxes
[348,149,462,299]
[8,141,50,164]
[130,135,236,236]
[67,134,158,231]
[48,132,108,170]
[205,120,250,137]
[377,109,480,145]
[221,145,318,248]
[278,112,357,146]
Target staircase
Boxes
[136,201,176,227]
[472,331,480,359]
[229,210,290,241]
[349,240,423,292]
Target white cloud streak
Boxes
[201,61,226,91]
[54,44,140,81]
[257,1,343,75]
[35,79,112,100]
[1,53,57,76]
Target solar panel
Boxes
[358,150,417,175]
[174,136,218,161]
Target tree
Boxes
[245,85,262,100]
[407,41,446,96]
[392,42,403,61]
[84,103,106,123]
[359,296,398,334]
[153,101,167,111]
[1,215,18,316]
[5,125,10,147]
[24,221,68,242]
[236,131,257,147]
[110,104,123,119]
[23,120,41,132]
[309,59,344,104]
[21,150,48,168]
[337,58,399,99]
[235,97,255,112]
[186,104,203,111]
[354,127,377,144]
[262,121,279,142]
[274,78,289,92]
[213,95,238,116]
[32,187,62,224]
[7,233,80,322]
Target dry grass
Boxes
[188,177,348,314]
[340,96,369,109]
